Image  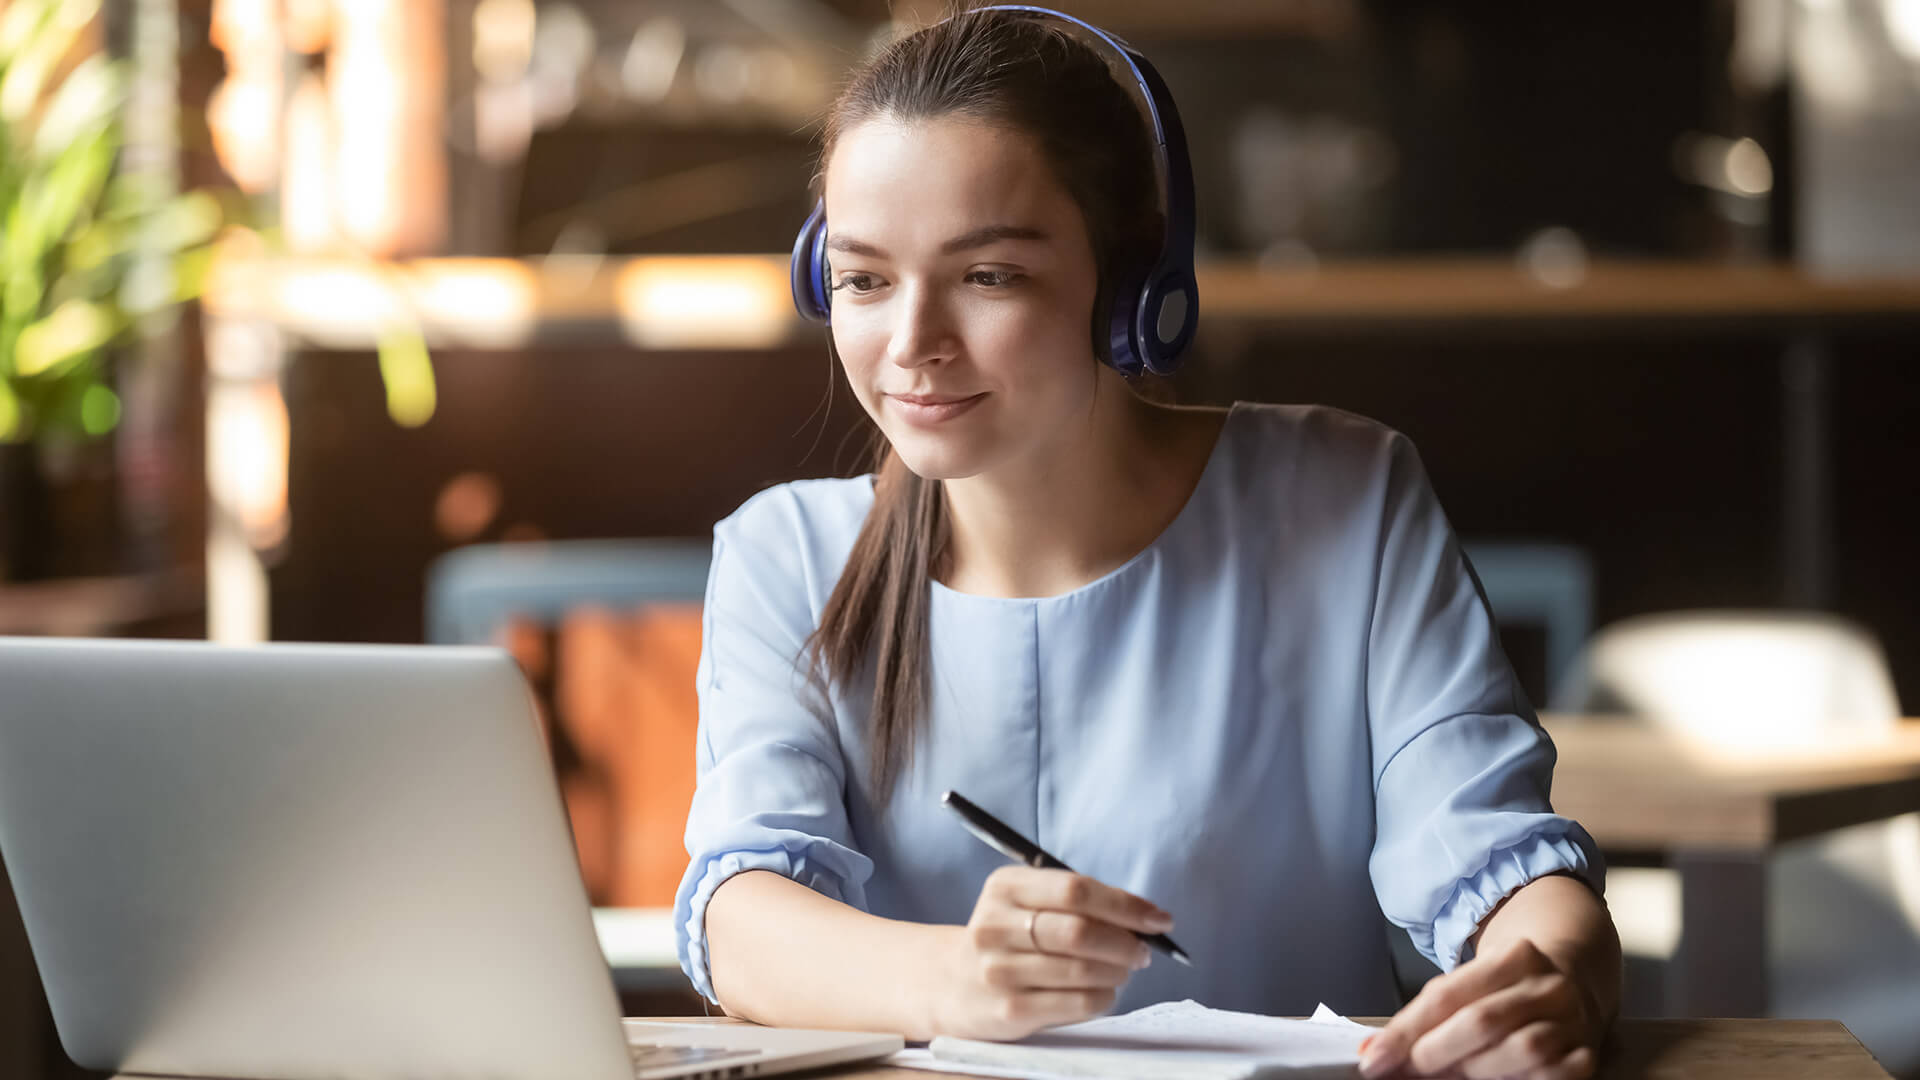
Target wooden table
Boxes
[609,1015,1892,1080]
[1542,715,1920,1019]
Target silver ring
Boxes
[1027,909,1043,953]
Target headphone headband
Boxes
[790,5,1198,377]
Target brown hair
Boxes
[803,5,1163,804]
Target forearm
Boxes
[703,869,959,1038]
[1469,872,1622,1032]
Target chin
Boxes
[885,432,991,481]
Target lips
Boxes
[885,391,988,425]
[889,392,984,406]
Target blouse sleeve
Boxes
[672,494,875,1004]
[1363,433,1604,972]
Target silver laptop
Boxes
[0,636,902,1080]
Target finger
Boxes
[1455,1020,1579,1080]
[1361,942,1554,1077]
[1526,1045,1597,1080]
[1003,988,1120,1032]
[1410,976,1579,1076]
[977,950,1137,993]
[988,867,1173,934]
[1031,909,1155,970]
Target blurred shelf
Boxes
[199,253,1920,352]
[0,567,204,637]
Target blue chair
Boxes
[1461,540,1595,700]
[425,538,712,647]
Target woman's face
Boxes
[822,115,1104,481]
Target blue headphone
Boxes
[788,5,1198,378]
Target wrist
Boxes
[911,923,967,1041]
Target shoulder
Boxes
[1218,402,1422,502]
[710,476,876,610]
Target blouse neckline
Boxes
[924,401,1243,607]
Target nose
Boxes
[884,283,958,370]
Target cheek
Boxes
[829,321,885,391]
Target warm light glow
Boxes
[1586,615,1901,749]
[272,261,403,332]
[1886,0,1920,60]
[329,0,446,256]
[408,260,538,345]
[206,378,290,548]
[473,0,536,81]
[614,257,796,348]
[280,72,336,252]
[1517,227,1588,290]
[435,472,504,542]
[1723,136,1774,196]
[1606,867,1682,959]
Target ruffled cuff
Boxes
[1417,824,1605,972]
[675,838,871,1004]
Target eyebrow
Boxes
[825,224,1050,258]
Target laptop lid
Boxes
[0,637,635,1080]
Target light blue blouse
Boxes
[674,402,1602,1017]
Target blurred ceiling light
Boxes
[1731,0,1791,91]
[528,3,593,126]
[473,0,536,81]
[407,260,538,346]
[621,16,687,104]
[475,76,534,163]
[272,262,402,333]
[1723,136,1775,195]
[616,257,795,349]
[748,49,799,106]
[284,0,333,54]
[1675,132,1775,196]
[1886,0,1920,60]
[1793,0,1873,112]
[1517,226,1589,290]
[435,472,505,542]
[330,0,447,257]
[206,0,283,192]
[207,377,290,550]
[694,43,755,105]
[279,72,336,253]
[532,2,595,82]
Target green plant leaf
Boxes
[377,325,438,428]
[78,380,117,435]
[31,53,123,159]
[0,0,101,125]
[13,297,113,376]
[0,0,57,72]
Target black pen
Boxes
[941,789,1192,966]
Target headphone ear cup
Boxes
[790,201,831,324]
[1137,269,1197,377]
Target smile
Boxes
[886,392,988,425]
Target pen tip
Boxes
[1172,949,1192,966]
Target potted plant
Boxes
[0,0,221,580]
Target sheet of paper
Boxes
[888,1000,1373,1080]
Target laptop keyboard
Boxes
[627,1041,761,1076]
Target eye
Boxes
[831,272,882,295]
[966,269,1025,288]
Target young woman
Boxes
[675,7,1621,1078]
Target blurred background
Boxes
[3,0,1920,1076]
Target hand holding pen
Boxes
[929,790,1191,1041]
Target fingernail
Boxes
[1146,912,1174,931]
[1358,1039,1389,1078]
[1133,947,1152,970]
[1357,1037,1373,1055]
